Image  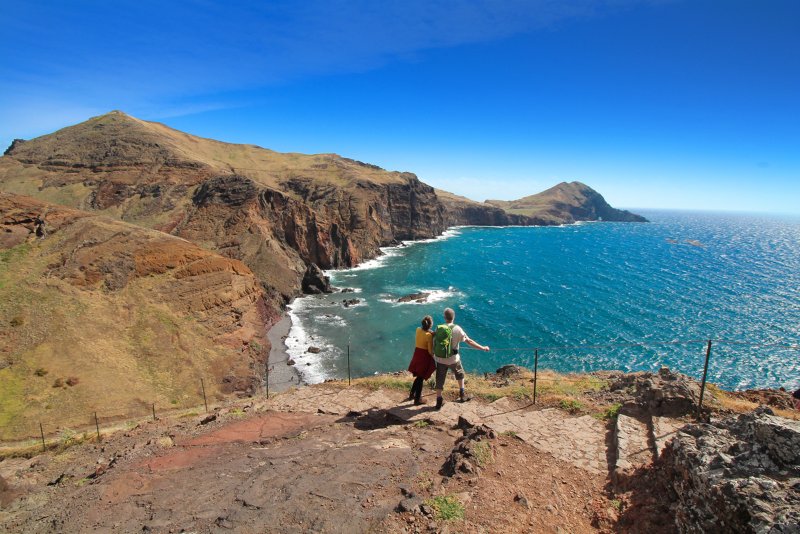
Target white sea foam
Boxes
[400,227,463,246]
[326,246,402,274]
[340,299,368,309]
[327,227,464,276]
[284,297,328,384]
[333,287,362,294]
[377,287,463,306]
[316,314,347,327]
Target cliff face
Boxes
[0,193,277,439]
[0,112,453,309]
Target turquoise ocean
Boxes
[285,210,800,391]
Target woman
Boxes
[407,315,436,405]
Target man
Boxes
[433,307,490,410]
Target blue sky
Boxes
[1,0,798,213]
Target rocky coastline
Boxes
[0,111,649,443]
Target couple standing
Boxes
[407,307,490,410]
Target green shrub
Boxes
[471,440,492,467]
[425,495,465,521]
[59,428,77,447]
[558,398,584,414]
[599,403,622,420]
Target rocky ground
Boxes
[1,369,798,533]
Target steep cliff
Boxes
[0,112,449,308]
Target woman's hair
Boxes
[421,315,433,331]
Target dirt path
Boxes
[0,383,672,533]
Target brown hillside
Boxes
[486,181,648,223]
[0,193,276,440]
[0,111,455,308]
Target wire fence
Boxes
[340,337,800,409]
[5,337,798,453]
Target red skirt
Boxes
[408,347,436,379]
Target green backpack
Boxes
[432,324,453,358]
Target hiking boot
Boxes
[459,391,472,403]
[435,397,444,410]
[414,397,427,406]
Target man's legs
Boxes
[453,361,470,402]
[434,363,448,410]
[434,361,469,409]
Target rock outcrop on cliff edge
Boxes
[662,407,800,533]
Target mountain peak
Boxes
[485,181,647,223]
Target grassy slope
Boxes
[486,181,595,220]
[0,112,410,197]
[0,199,268,441]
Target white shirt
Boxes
[434,323,468,365]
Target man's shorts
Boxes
[435,360,465,390]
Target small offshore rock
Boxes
[286,359,295,366]
[342,298,360,307]
[397,292,430,303]
[307,346,321,354]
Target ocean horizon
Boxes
[284,209,800,391]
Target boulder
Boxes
[611,367,701,417]
[496,364,525,378]
[301,264,332,294]
[661,407,800,533]
[342,299,360,308]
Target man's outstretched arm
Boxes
[465,337,490,352]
